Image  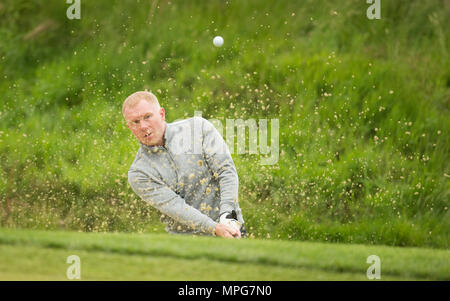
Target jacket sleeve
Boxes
[201,117,239,217]
[128,168,217,234]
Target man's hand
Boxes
[214,223,241,238]
[220,211,241,230]
[216,211,242,238]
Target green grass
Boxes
[0,0,449,248]
[0,228,448,280]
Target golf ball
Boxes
[213,36,224,47]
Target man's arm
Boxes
[128,169,218,235]
[201,118,239,218]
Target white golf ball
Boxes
[213,36,224,47]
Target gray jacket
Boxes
[128,117,245,235]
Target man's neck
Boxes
[158,122,167,146]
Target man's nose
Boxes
[139,120,150,130]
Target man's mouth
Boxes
[144,132,152,138]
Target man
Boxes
[123,91,246,238]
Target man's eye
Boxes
[144,114,151,120]
[133,120,140,124]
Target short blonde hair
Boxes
[122,91,160,117]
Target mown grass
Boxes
[5,244,383,281]
[0,228,448,280]
[0,0,449,248]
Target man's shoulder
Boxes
[168,116,207,127]
[165,116,209,139]
[167,116,221,141]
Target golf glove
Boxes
[219,210,242,234]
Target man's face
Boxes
[124,100,166,146]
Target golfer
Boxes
[123,91,246,238]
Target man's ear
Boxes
[160,107,165,120]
